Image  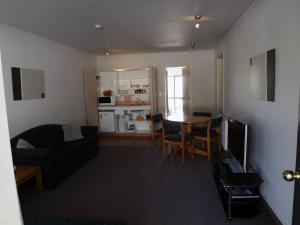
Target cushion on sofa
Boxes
[53,138,92,164]
[63,125,84,142]
[16,139,35,149]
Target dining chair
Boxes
[162,119,187,164]
[151,113,163,150]
[191,117,223,161]
[192,111,213,131]
[193,112,213,117]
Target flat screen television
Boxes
[225,118,250,172]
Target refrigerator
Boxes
[99,111,115,132]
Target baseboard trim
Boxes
[261,198,283,225]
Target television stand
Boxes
[213,151,263,219]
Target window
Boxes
[166,67,185,116]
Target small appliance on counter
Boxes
[98,96,116,106]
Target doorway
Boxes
[166,67,189,116]
[216,54,224,114]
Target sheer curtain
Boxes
[150,66,158,115]
[182,67,190,115]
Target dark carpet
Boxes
[19,139,276,225]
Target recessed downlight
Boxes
[94,24,103,29]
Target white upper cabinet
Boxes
[97,71,118,96]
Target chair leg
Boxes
[163,142,167,160]
[190,142,195,159]
[181,145,185,165]
[207,141,212,161]
[151,136,155,151]
[172,145,176,155]
[218,138,222,151]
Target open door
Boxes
[283,95,300,225]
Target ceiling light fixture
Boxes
[94,24,103,29]
[194,16,201,29]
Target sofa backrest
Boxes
[11,124,64,149]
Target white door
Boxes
[83,69,98,126]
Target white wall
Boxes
[0,48,23,225]
[0,23,97,137]
[216,0,300,224]
[97,50,215,113]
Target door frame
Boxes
[292,94,300,225]
[216,52,224,114]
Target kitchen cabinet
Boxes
[93,67,157,135]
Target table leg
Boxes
[228,187,232,219]
[35,170,43,191]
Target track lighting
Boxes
[104,49,110,56]
[194,16,201,29]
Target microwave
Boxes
[98,96,116,106]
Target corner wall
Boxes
[0,47,23,225]
[216,0,300,224]
[0,23,97,137]
[97,50,215,113]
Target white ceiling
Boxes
[0,0,255,55]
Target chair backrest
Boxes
[210,117,223,129]
[152,113,163,124]
[193,112,212,117]
[163,119,182,133]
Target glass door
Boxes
[166,67,189,116]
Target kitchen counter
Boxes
[98,105,151,111]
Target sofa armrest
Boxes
[81,126,98,138]
[12,147,52,161]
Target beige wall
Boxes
[97,50,215,114]
[0,23,97,138]
[0,49,23,225]
[216,0,300,224]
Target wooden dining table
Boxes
[166,113,211,133]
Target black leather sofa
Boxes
[11,124,98,189]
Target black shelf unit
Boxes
[213,151,263,219]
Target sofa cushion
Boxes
[53,138,91,164]
[62,125,84,142]
[12,147,52,161]
[16,139,35,149]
